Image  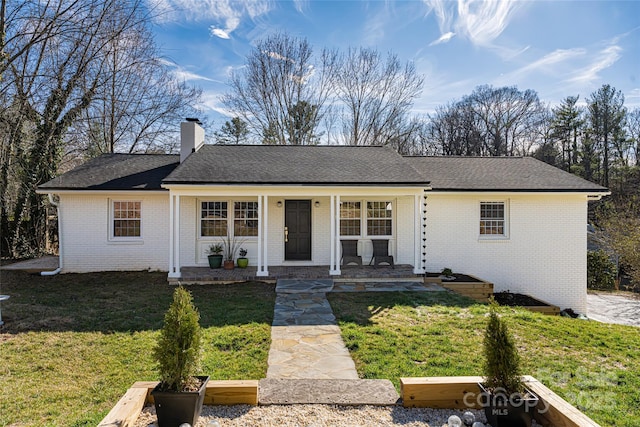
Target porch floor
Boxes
[175,264,420,284]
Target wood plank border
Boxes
[400,376,601,427]
[98,380,259,427]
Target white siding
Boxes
[425,193,588,312]
[59,193,169,272]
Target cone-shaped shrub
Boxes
[154,286,202,392]
[482,298,524,393]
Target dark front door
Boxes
[285,200,312,260]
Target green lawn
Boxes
[0,270,275,427]
[327,291,640,427]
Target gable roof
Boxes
[163,145,427,186]
[38,154,179,191]
[405,156,608,192]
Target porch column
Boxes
[257,195,269,277]
[330,194,341,275]
[168,193,181,279]
[175,194,181,276]
[413,193,424,274]
[168,193,175,277]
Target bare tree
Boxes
[464,85,546,156]
[626,107,640,166]
[67,16,203,156]
[222,32,337,145]
[334,48,423,146]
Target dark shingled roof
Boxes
[38,154,179,190]
[163,145,427,185]
[38,147,609,193]
[405,156,608,192]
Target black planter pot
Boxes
[151,376,209,427]
[207,254,223,269]
[477,383,539,427]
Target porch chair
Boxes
[369,239,394,268]
[341,240,362,266]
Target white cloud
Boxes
[429,31,456,46]
[512,48,586,78]
[147,0,273,39]
[210,27,231,39]
[566,45,622,85]
[158,58,220,83]
[423,0,522,48]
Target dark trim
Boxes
[161,181,430,186]
[430,188,609,193]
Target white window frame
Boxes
[479,200,509,240]
[198,198,259,240]
[200,200,229,237]
[109,199,143,242]
[339,199,394,238]
[339,201,361,237]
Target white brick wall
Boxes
[59,193,169,272]
[425,193,588,312]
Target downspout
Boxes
[41,193,62,276]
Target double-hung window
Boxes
[480,201,507,237]
[201,201,228,236]
[367,201,392,236]
[112,200,141,238]
[234,201,258,236]
[340,202,361,236]
[339,200,393,237]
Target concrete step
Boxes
[258,378,400,405]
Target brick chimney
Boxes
[180,118,204,163]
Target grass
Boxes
[327,291,640,427]
[0,269,275,427]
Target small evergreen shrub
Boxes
[482,298,524,393]
[587,250,617,290]
[154,286,203,392]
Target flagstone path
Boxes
[266,278,445,379]
[267,279,358,379]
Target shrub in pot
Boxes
[237,248,249,268]
[151,286,209,427]
[479,298,539,427]
[206,243,223,269]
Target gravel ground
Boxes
[134,404,541,426]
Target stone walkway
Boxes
[267,279,358,379]
[266,279,446,380]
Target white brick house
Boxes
[38,121,609,312]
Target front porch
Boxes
[174,264,421,284]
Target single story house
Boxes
[38,120,609,312]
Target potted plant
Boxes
[151,286,209,427]
[222,232,243,270]
[206,243,223,269]
[478,298,539,427]
[237,248,249,268]
[439,267,456,281]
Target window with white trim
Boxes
[234,201,258,236]
[367,201,392,236]
[340,201,361,236]
[480,201,506,236]
[201,201,228,237]
[112,201,141,238]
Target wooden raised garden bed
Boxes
[493,291,561,315]
[98,380,259,427]
[425,273,493,302]
[101,376,599,427]
[401,375,601,427]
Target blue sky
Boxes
[147,0,640,125]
